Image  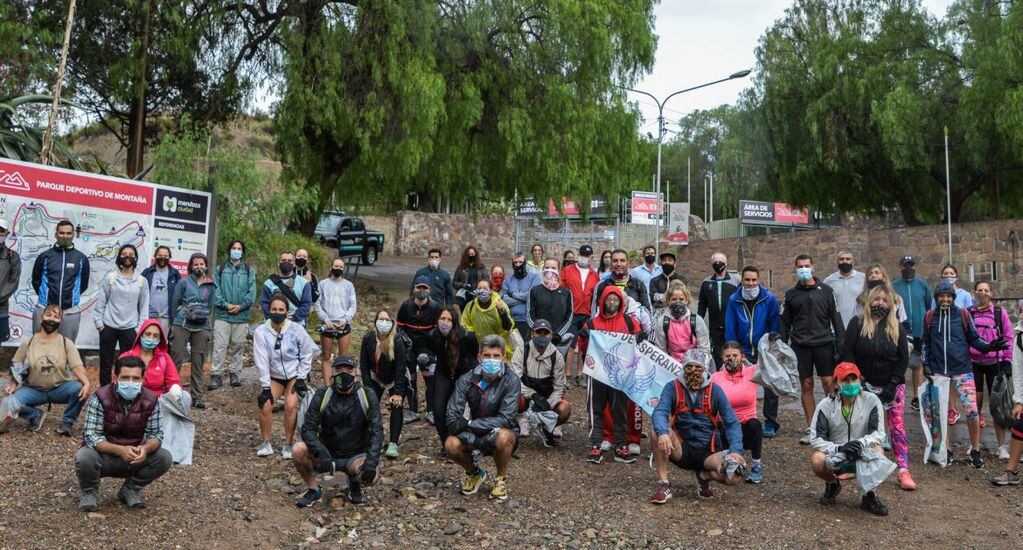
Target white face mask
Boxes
[428,259,441,270]
[576,257,590,268]
[741,286,760,300]
[375,319,394,334]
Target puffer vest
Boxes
[96,385,159,446]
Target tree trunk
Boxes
[126,0,152,177]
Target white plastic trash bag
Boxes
[753,335,800,397]
[0,392,24,431]
[854,446,897,493]
[159,392,195,466]
[525,408,558,439]
[918,376,950,467]
[295,390,316,434]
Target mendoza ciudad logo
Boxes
[162,195,202,214]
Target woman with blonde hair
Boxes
[843,285,914,490]
[853,263,907,323]
[359,309,408,459]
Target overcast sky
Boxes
[630,0,954,134]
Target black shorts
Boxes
[568,314,590,348]
[793,343,835,378]
[318,452,368,474]
[972,361,1012,393]
[670,443,714,471]
[471,430,519,457]
[270,377,296,388]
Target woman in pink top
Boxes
[710,341,764,484]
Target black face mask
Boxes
[414,289,430,300]
[670,301,688,319]
[155,257,170,268]
[332,372,356,393]
[838,262,853,274]
[41,319,60,334]
[867,279,883,289]
[562,259,575,268]
[279,262,294,275]
[331,267,344,278]
[901,267,915,280]
[295,258,307,269]
[117,256,137,269]
[513,264,527,278]
[712,261,726,274]
[644,255,656,265]
[269,312,287,325]
[661,263,674,275]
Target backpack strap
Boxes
[993,306,1004,341]
[356,387,370,419]
[522,341,531,374]
[689,312,698,347]
[317,386,370,436]
[623,314,636,334]
[662,315,670,344]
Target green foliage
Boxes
[0,3,59,97]
[0,94,83,168]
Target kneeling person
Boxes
[650,349,746,504]
[293,356,383,507]
[510,319,572,446]
[75,356,172,512]
[444,334,521,501]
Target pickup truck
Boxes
[313,211,385,265]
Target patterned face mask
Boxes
[683,364,705,390]
[542,269,560,290]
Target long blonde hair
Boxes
[860,286,899,344]
[857,263,904,313]
[375,309,396,360]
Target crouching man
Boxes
[444,334,521,501]
[292,356,383,507]
[75,356,172,512]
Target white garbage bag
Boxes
[854,446,897,493]
[159,392,195,466]
[295,389,316,435]
[753,335,800,397]
[918,375,950,467]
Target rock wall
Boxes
[394,211,516,257]
[362,215,397,255]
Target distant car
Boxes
[313,211,384,265]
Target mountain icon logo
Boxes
[0,170,30,191]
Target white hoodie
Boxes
[253,319,317,387]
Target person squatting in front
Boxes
[444,334,521,501]
[254,293,317,459]
[75,356,172,512]
[360,309,409,459]
[292,356,383,507]
[809,362,889,516]
[510,319,572,447]
[649,348,746,504]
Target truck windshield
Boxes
[315,213,343,234]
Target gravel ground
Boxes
[2,260,1022,548]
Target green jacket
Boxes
[214,261,256,323]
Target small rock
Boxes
[211,488,224,494]
[443,522,462,536]
[583,528,597,539]
[707,529,723,536]
[53,491,66,497]
[330,498,346,508]
[399,487,417,498]
[504,499,520,509]
[87,512,106,520]
[315,526,327,539]
[413,481,435,491]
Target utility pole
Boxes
[944,126,953,263]
[40,0,77,166]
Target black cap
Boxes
[532,319,552,333]
[578,245,593,256]
[899,255,916,266]
[331,355,357,369]
[659,251,676,261]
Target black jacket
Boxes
[429,327,480,380]
[31,244,91,309]
[697,274,739,336]
[593,277,652,315]
[779,280,845,349]
[360,331,409,395]
[526,286,574,343]
[842,316,909,391]
[446,367,522,437]
[453,265,489,292]
[301,383,384,470]
[396,297,443,355]
[649,272,687,309]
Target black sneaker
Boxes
[969,448,984,469]
[613,446,636,464]
[541,429,557,448]
[819,481,841,505]
[910,398,920,412]
[945,449,955,467]
[117,485,145,509]
[587,446,603,464]
[425,411,435,426]
[348,476,365,505]
[295,487,322,508]
[860,490,889,516]
[28,409,47,432]
[229,373,241,387]
[207,375,223,391]
[193,400,206,410]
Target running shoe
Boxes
[489,476,508,501]
[763,424,777,438]
[552,426,564,438]
[256,441,274,457]
[910,397,920,412]
[695,472,714,499]
[746,462,763,484]
[948,407,960,425]
[587,446,603,464]
[819,481,841,505]
[348,480,365,505]
[384,442,400,459]
[968,447,984,469]
[56,422,73,436]
[898,470,916,491]
[998,444,1010,461]
[282,444,293,459]
[599,440,612,452]
[614,446,636,464]
[28,409,47,432]
[461,467,488,495]
[799,428,812,445]
[403,410,420,423]
[945,449,955,467]
[295,487,322,508]
[860,491,889,516]
[540,429,557,448]
[425,411,435,426]
[991,470,1020,486]
[649,481,672,504]
[628,443,642,456]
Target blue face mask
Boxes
[532,336,551,349]
[116,380,143,401]
[840,382,862,398]
[140,337,160,350]
[230,249,243,261]
[796,267,813,282]
[481,358,503,377]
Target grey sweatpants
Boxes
[211,321,248,376]
[75,446,173,491]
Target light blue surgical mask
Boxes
[116,380,143,401]
[481,358,503,377]
[230,249,243,261]
[140,337,160,350]
[796,267,813,282]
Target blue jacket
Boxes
[31,244,90,309]
[652,378,744,455]
[260,275,312,324]
[892,277,932,339]
[412,266,455,306]
[724,285,780,358]
[170,274,216,330]
[922,281,990,376]
[500,272,540,322]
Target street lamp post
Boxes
[627,69,751,256]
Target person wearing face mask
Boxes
[461,280,516,357]
[501,253,541,343]
[649,348,745,504]
[527,259,575,352]
[593,249,652,315]
[710,342,766,485]
[526,243,545,275]
[597,250,613,280]
[809,362,890,516]
[94,244,149,387]
[822,251,865,329]
[922,280,1008,468]
[511,319,571,446]
[561,245,600,387]
[891,255,933,411]
[427,306,480,456]
[210,240,256,390]
[169,253,216,409]
[76,355,172,512]
[142,246,180,336]
[968,281,1014,456]
[253,294,317,459]
[412,248,455,306]
[842,286,915,490]
[291,355,384,507]
[724,266,781,436]
[397,276,444,423]
[360,310,408,460]
[941,264,974,310]
[453,246,489,309]
[853,264,908,326]
[2,304,90,436]
[697,252,740,360]
[490,264,505,293]
[444,334,521,501]
[31,220,90,340]
[562,249,577,269]
[652,282,710,361]
[315,258,358,383]
[293,248,320,304]
[630,245,662,294]
[779,254,846,445]
[260,251,312,326]
[649,252,687,315]
[0,218,22,352]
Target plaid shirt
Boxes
[82,394,163,449]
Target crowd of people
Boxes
[1,218,1022,518]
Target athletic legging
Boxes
[432,374,457,447]
[365,380,403,445]
[885,384,910,471]
[723,418,763,461]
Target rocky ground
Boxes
[2,258,1022,548]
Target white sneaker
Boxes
[552,426,563,438]
[799,428,812,445]
[256,441,274,457]
[519,417,530,437]
[998,444,1010,461]
[628,443,642,456]
[599,440,612,452]
[282,444,293,459]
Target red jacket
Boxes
[120,318,181,397]
[561,263,599,316]
[578,285,641,357]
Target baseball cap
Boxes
[899,255,916,266]
[833,362,861,382]
[413,275,432,288]
[659,251,676,261]
[331,355,357,370]
[578,245,593,256]
[532,319,552,333]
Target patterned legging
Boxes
[886,384,910,471]
[940,372,979,420]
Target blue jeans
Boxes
[13,381,86,425]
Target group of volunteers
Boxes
[2,219,1022,518]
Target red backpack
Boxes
[670,379,720,452]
